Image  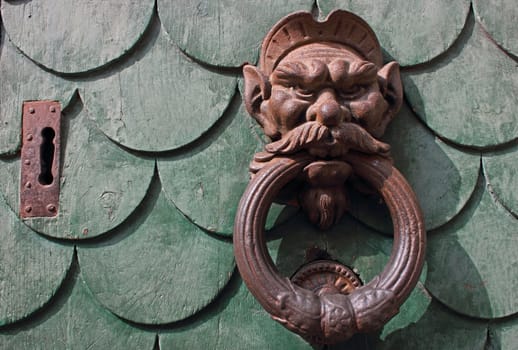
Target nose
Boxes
[306,89,347,127]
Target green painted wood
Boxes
[158,0,314,67]
[318,0,470,66]
[0,105,155,239]
[402,12,518,149]
[158,100,293,236]
[426,174,518,319]
[487,317,518,350]
[0,271,155,350]
[82,24,236,152]
[350,103,480,234]
[0,32,75,156]
[0,0,517,347]
[159,274,315,350]
[268,213,431,341]
[0,0,155,74]
[483,147,518,216]
[0,195,72,326]
[327,336,376,350]
[379,281,432,341]
[474,0,518,57]
[157,99,259,236]
[78,181,235,324]
[376,301,488,350]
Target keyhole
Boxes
[39,127,55,185]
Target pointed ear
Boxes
[243,64,270,108]
[378,61,403,121]
[243,65,278,137]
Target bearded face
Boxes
[244,43,402,158]
[243,42,403,229]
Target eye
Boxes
[339,86,365,100]
[291,85,313,99]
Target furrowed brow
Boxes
[272,60,329,88]
[348,61,378,84]
[271,62,307,86]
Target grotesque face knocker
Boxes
[243,10,403,229]
[234,10,425,345]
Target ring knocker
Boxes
[233,10,426,345]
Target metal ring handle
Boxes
[233,154,426,344]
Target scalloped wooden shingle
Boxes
[0,0,517,347]
[78,182,235,324]
[0,0,155,74]
[403,13,518,148]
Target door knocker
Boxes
[233,10,426,344]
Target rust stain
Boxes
[20,101,61,218]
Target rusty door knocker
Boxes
[233,10,426,344]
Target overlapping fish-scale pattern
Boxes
[157,100,262,236]
[81,18,237,152]
[0,31,76,155]
[375,301,488,350]
[0,104,155,239]
[79,178,235,324]
[473,0,518,57]
[0,0,155,74]
[349,103,480,234]
[0,196,72,326]
[1,0,517,348]
[158,100,294,236]
[158,0,314,67]
[159,275,314,350]
[483,147,518,216]
[426,174,518,319]
[318,0,471,66]
[0,260,155,350]
[403,12,518,148]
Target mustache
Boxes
[265,121,390,156]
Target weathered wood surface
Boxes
[489,316,518,350]
[0,1,516,348]
[82,23,237,152]
[0,266,155,349]
[350,103,480,234]
[158,100,262,236]
[158,101,292,236]
[0,107,155,239]
[159,276,314,350]
[0,33,75,155]
[158,0,314,67]
[426,175,518,318]
[319,0,471,66]
[403,13,518,148]
[0,195,72,326]
[474,0,518,57]
[78,183,235,324]
[0,0,155,74]
[374,301,488,350]
[483,148,518,216]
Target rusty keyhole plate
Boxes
[20,100,61,218]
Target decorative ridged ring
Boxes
[233,153,426,344]
[291,259,362,296]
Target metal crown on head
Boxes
[259,10,383,75]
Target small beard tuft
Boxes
[300,186,348,230]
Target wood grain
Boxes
[0,0,155,73]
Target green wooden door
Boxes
[0,1,516,349]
